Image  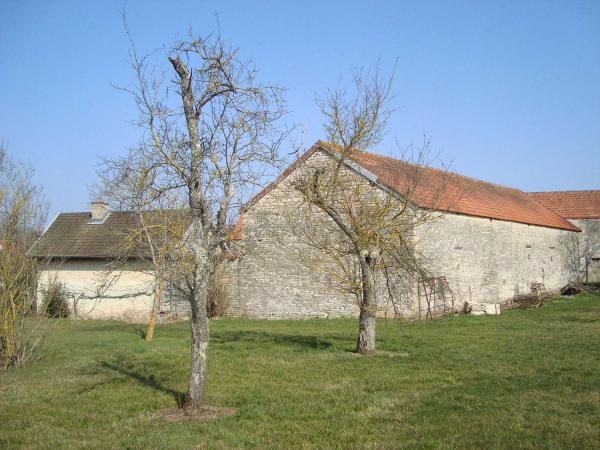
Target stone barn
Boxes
[529,190,600,283]
[31,142,594,321]
[227,141,581,319]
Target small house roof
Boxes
[29,210,190,259]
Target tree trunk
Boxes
[183,225,211,410]
[356,307,376,354]
[185,267,210,410]
[145,281,163,342]
[356,253,377,354]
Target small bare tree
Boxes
[291,68,449,354]
[108,22,288,410]
[0,143,48,368]
[97,157,192,342]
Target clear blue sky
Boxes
[1,0,599,219]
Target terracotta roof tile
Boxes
[528,190,600,219]
[227,212,244,241]
[244,141,579,232]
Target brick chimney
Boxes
[90,201,109,222]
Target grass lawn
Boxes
[1,293,599,449]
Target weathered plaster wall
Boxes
[569,218,600,283]
[414,214,577,305]
[37,259,155,322]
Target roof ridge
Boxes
[57,208,189,216]
[528,189,600,194]
[320,141,527,194]
[357,149,527,194]
[318,141,577,231]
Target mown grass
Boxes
[1,293,599,449]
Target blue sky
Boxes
[1,0,599,219]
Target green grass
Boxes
[1,294,600,449]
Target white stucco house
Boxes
[29,202,188,321]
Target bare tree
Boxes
[107,22,288,410]
[97,156,191,341]
[0,143,48,368]
[291,68,449,354]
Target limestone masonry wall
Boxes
[228,151,361,318]
[414,214,576,306]
[229,149,579,318]
[570,218,600,283]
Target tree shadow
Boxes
[560,316,598,323]
[77,322,147,339]
[211,330,334,350]
[99,359,186,407]
[133,326,147,340]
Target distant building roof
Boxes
[244,141,579,232]
[528,190,600,219]
[29,210,189,259]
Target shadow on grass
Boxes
[99,360,186,407]
[211,330,334,350]
[76,322,147,339]
[559,316,599,323]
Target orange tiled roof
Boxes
[243,141,579,232]
[227,212,244,241]
[528,190,600,219]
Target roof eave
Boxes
[240,140,582,233]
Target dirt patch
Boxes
[155,405,236,422]
[376,350,409,358]
[347,350,409,358]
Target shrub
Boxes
[0,244,46,369]
[42,282,70,318]
[0,145,48,368]
[207,276,230,318]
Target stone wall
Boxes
[228,150,364,318]
[569,218,600,283]
[414,213,577,305]
[229,148,580,318]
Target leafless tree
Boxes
[0,143,48,368]
[97,152,193,341]
[106,21,288,410]
[560,224,599,285]
[290,68,451,354]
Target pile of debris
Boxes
[462,302,501,316]
[512,282,552,308]
[560,282,581,296]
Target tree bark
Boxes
[186,259,210,410]
[145,280,163,342]
[356,253,377,354]
[356,307,376,355]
